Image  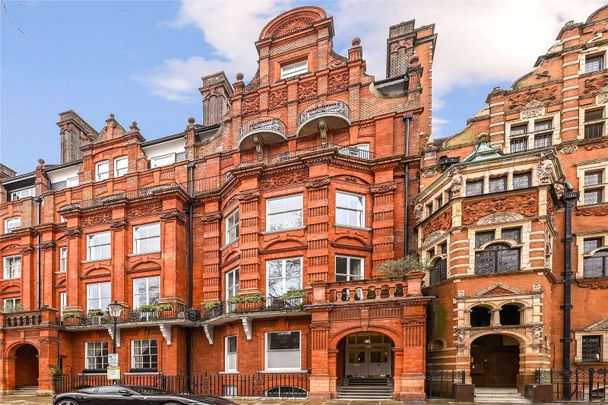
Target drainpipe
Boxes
[186,163,195,384]
[403,114,412,257]
[561,185,579,400]
[35,196,42,309]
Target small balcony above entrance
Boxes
[297,100,350,140]
[238,117,287,150]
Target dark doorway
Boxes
[470,335,519,387]
[470,306,491,327]
[15,344,39,387]
[499,305,521,325]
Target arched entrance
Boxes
[470,334,519,387]
[338,332,393,382]
[12,344,40,388]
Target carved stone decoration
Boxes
[39,241,56,250]
[421,167,437,178]
[241,94,259,117]
[596,92,608,105]
[266,16,315,38]
[553,182,565,199]
[328,70,349,94]
[559,144,578,154]
[414,203,424,223]
[159,324,172,346]
[454,328,466,347]
[537,154,554,185]
[508,85,558,109]
[306,178,330,189]
[475,282,523,297]
[585,317,608,331]
[64,228,82,238]
[531,324,543,352]
[20,246,35,255]
[82,211,112,227]
[520,100,545,120]
[371,183,397,195]
[201,213,222,223]
[422,231,445,247]
[450,167,463,198]
[576,205,608,216]
[584,74,608,93]
[128,201,162,218]
[109,220,128,229]
[260,169,308,190]
[462,194,538,225]
[476,212,525,226]
[237,191,260,202]
[160,210,187,224]
[269,88,287,110]
[298,80,317,101]
[422,209,452,238]
[583,140,608,151]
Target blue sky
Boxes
[1,0,606,174]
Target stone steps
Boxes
[9,386,39,396]
[474,388,530,403]
[338,378,393,400]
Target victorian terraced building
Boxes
[0,5,607,402]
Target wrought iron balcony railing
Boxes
[201,296,310,322]
[238,117,287,150]
[238,143,376,167]
[61,305,200,327]
[297,100,350,134]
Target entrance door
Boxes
[15,345,39,387]
[470,335,519,387]
[345,332,391,378]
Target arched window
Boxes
[475,243,520,275]
[429,338,445,352]
[266,386,307,398]
[429,258,447,286]
[499,304,522,326]
[470,306,491,327]
[583,249,608,278]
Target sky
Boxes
[1,0,606,174]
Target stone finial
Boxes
[36,158,45,169]
[409,54,420,65]
[351,37,361,46]
[109,113,115,119]
[187,116,195,125]
[236,72,244,81]
[129,121,139,131]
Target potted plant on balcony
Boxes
[156,303,173,319]
[228,293,265,313]
[88,309,104,325]
[377,256,430,278]
[279,289,308,309]
[62,311,82,326]
[136,304,158,321]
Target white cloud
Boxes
[137,0,606,108]
[432,117,449,138]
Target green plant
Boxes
[87,309,104,317]
[204,300,221,311]
[376,256,431,278]
[49,365,63,377]
[136,304,157,313]
[63,311,82,319]
[228,293,265,304]
[280,289,308,299]
[156,303,173,311]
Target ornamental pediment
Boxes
[475,283,523,297]
[585,317,608,331]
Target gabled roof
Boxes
[462,140,503,163]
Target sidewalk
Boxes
[0,397,410,405]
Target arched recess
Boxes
[6,343,40,389]
[335,330,395,385]
[470,334,522,388]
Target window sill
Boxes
[81,259,111,264]
[261,226,306,235]
[333,224,370,232]
[125,371,159,375]
[219,371,239,374]
[260,369,308,374]
[220,239,239,251]
[128,252,161,257]
[0,278,21,282]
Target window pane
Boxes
[534,133,552,148]
[585,55,604,73]
[584,189,602,205]
[585,109,604,122]
[510,137,528,152]
[534,120,552,132]
[501,228,521,243]
[585,171,602,186]
[475,231,494,248]
[489,177,507,193]
[466,180,483,196]
[510,125,527,135]
[584,255,606,278]
[582,336,602,362]
[584,238,603,254]
[513,173,531,189]
[268,332,299,350]
[497,248,520,273]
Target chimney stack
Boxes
[386,20,416,78]
[199,72,233,126]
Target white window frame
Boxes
[149,153,176,168]
[66,176,79,188]
[584,52,605,74]
[336,191,365,228]
[3,256,21,279]
[339,143,371,159]
[265,257,303,300]
[86,281,111,312]
[280,59,308,80]
[225,209,239,245]
[59,247,68,273]
[133,223,161,255]
[225,335,238,372]
[3,297,21,312]
[87,231,112,261]
[132,276,160,309]
[85,341,109,371]
[266,194,303,232]
[59,292,67,317]
[226,268,239,303]
[131,339,158,370]
[335,255,364,282]
[95,161,110,181]
[10,186,35,201]
[114,156,129,177]
[264,331,301,372]
[4,217,21,233]
[578,164,608,206]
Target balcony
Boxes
[238,117,287,150]
[297,100,350,138]
[238,143,376,167]
[2,309,59,328]
[61,304,200,329]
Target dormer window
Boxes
[114,156,128,177]
[280,59,308,80]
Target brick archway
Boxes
[4,342,41,392]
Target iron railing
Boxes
[61,305,200,327]
[201,296,310,321]
[297,100,350,129]
[53,372,310,398]
[536,368,607,401]
[425,370,466,398]
[239,117,286,142]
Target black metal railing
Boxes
[61,305,200,327]
[53,372,310,398]
[536,368,608,401]
[425,370,466,398]
[201,296,310,321]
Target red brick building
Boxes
[419,4,608,396]
[0,7,436,400]
[1,4,607,402]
